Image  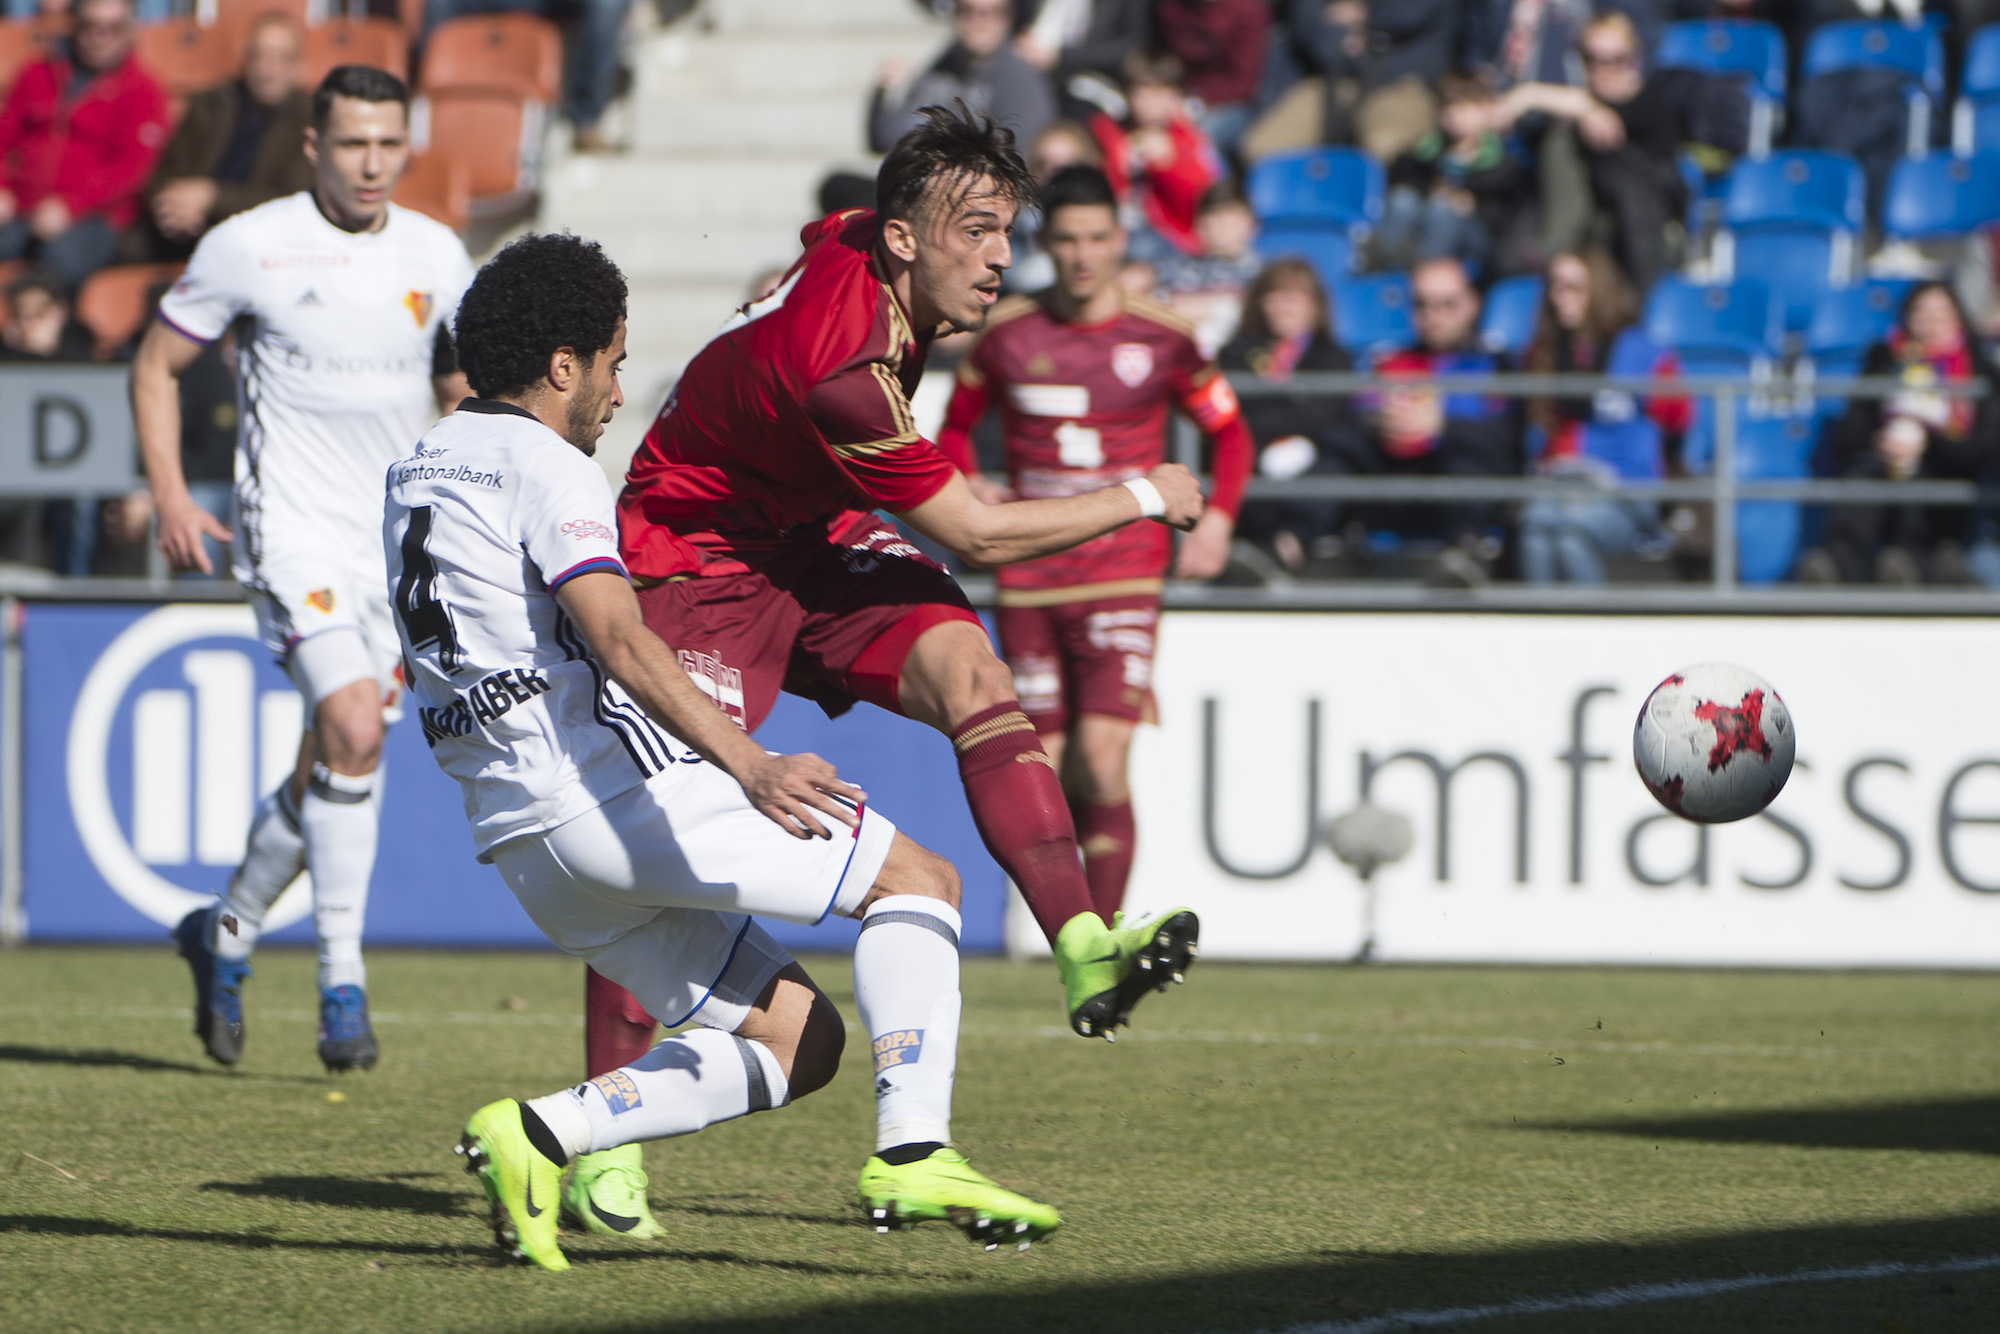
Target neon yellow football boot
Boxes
[455,1100,569,1272]
[1053,907,1200,1040]
[858,1147,1061,1250]
[563,1143,667,1239]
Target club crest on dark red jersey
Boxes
[1111,343,1153,388]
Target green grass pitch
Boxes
[3,947,2000,1333]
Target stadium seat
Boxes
[1642,277,1782,359]
[1656,20,1787,153]
[1329,272,1412,361]
[213,0,310,42]
[1801,19,1943,157]
[1478,274,1542,358]
[1255,225,1353,291]
[414,90,542,217]
[1954,25,2000,153]
[1714,151,1865,331]
[75,263,184,361]
[1805,280,1912,359]
[0,258,22,327]
[0,18,64,97]
[303,17,409,88]
[1883,152,2000,238]
[418,14,562,105]
[392,152,471,234]
[1245,148,1383,229]
[135,19,239,101]
[1734,414,1818,584]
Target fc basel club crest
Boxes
[1112,342,1153,388]
[404,290,434,327]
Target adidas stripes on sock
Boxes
[853,895,962,1152]
[213,783,306,963]
[526,1026,789,1158]
[303,763,378,992]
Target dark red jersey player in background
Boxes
[936,164,1252,921]
[568,107,1214,1237]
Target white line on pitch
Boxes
[1239,1253,2000,1334]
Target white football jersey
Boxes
[384,401,690,858]
[158,192,476,582]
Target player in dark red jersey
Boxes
[935,165,1254,921]
[563,109,1213,1236]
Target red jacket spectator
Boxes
[1154,0,1268,109]
[0,47,170,230]
[1091,111,1216,255]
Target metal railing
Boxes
[1167,371,1998,594]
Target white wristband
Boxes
[1122,477,1166,518]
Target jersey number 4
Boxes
[394,506,464,674]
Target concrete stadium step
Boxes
[542,153,832,226]
[704,0,928,32]
[639,26,940,100]
[632,95,885,155]
[578,220,805,282]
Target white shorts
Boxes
[246,547,404,718]
[490,763,897,1032]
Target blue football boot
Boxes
[317,984,379,1072]
[173,904,250,1066]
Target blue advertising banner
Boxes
[20,602,1006,952]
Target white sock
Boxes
[526,1026,789,1157]
[303,763,378,991]
[854,895,961,1151]
[213,785,305,963]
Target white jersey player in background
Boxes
[394,233,1058,1270]
[131,65,475,1072]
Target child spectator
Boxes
[1376,71,1526,275]
[1516,248,1685,584]
[1218,257,1367,570]
[1157,181,1263,355]
[1090,49,1220,261]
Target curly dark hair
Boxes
[453,233,628,400]
[877,102,1038,229]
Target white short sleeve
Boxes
[520,443,627,594]
[157,219,252,345]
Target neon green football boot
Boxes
[858,1147,1062,1250]
[455,1100,569,1272]
[562,1143,667,1239]
[1054,907,1200,1040]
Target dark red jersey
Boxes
[936,290,1253,599]
[618,210,960,581]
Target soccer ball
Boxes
[1633,663,1795,823]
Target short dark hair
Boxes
[1039,164,1117,220]
[1120,49,1185,89]
[312,65,410,132]
[1197,179,1248,216]
[876,102,1038,229]
[6,266,67,307]
[453,233,628,399]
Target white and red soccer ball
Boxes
[1634,663,1796,824]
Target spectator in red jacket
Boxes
[1091,49,1219,261]
[0,0,170,290]
[1153,0,1269,158]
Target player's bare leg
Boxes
[895,620,1195,1038]
[1062,714,1138,922]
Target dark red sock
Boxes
[1074,797,1136,921]
[951,701,1097,944]
[584,966,656,1079]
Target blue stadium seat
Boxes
[1958,97,2000,153]
[1883,152,2000,238]
[1330,272,1412,360]
[1643,277,1782,358]
[1246,148,1384,229]
[1802,18,1940,93]
[1955,26,2000,153]
[1716,152,1866,330]
[1735,415,1818,584]
[1657,20,1787,152]
[1804,280,1911,357]
[1255,225,1354,291]
[1478,274,1543,359]
[1965,23,2000,97]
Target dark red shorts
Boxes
[635,521,980,732]
[994,593,1160,733]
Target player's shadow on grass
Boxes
[200,1174,474,1218]
[0,1043,320,1084]
[1529,1094,2000,1157]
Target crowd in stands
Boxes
[884,0,2000,588]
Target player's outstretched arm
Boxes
[553,571,865,839]
[897,463,1205,569]
[132,319,233,575]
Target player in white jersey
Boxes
[394,233,1059,1270]
[131,66,476,1072]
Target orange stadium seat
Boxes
[417,89,542,217]
[0,259,23,329]
[0,17,66,96]
[418,14,561,104]
[211,0,310,45]
[76,263,185,361]
[135,18,240,100]
[303,17,409,88]
[392,152,471,234]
